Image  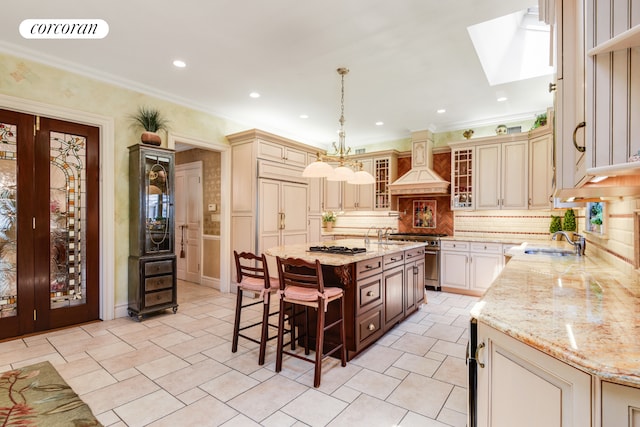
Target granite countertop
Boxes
[471,242,640,387]
[264,239,426,266]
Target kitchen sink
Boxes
[524,247,574,256]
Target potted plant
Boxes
[563,209,577,239]
[549,215,562,236]
[322,211,336,232]
[531,112,548,130]
[130,106,169,146]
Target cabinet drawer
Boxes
[470,242,502,254]
[356,275,382,316]
[145,259,173,276]
[145,289,173,306]
[441,240,469,252]
[145,275,173,292]
[383,251,405,269]
[356,306,384,346]
[356,257,382,278]
[404,247,425,261]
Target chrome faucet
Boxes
[365,226,378,245]
[383,227,393,244]
[552,231,586,256]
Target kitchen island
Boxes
[470,242,640,426]
[265,239,427,359]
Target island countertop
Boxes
[471,243,640,387]
[264,239,426,266]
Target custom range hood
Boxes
[389,130,450,196]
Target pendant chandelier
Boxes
[302,68,375,185]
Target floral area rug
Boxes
[0,360,102,426]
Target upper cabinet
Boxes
[585,1,640,174]
[257,139,307,168]
[529,126,555,209]
[324,151,398,212]
[549,0,588,198]
[343,158,374,210]
[451,147,474,210]
[547,0,640,189]
[450,129,544,211]
[475,139,528,210]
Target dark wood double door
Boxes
[0,109,100,340]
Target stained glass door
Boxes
[0,110,99,339]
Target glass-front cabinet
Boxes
[451,147,474,210]
[128,144,178,320]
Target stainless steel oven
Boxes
[388,233,445,290]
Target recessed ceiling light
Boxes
[375,121,384,126]
[437,109,446,114]
[172,60,186,68]
[299,114,309,119]
[497,96,508,102]
[249,92,260,98]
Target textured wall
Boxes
[0,52,244,311]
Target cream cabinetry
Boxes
[441,240,502,296]
[228,129,314,281]
[475,321,592,427]
[258,178,308,251]
[441,240,470,291]
[528,127,554,209]
[602,381,640,426]
[257,139,307,167]
[451,147,474,210]
[475,140,528,210]
[585,1,640,175]
[373,155,397,210]
[469,242,503,293]
[343,158,374,210]
[546,0,588,198]
[324,151,397,212]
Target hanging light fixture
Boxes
[303,68,375,185]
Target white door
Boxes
[175,162,202,284]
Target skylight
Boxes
[467,7,553,86]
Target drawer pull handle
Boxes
[365,264,375,269]
[367,323,376,331]
[366,290,374,297]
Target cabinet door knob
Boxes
[367,323,376,331]
[548,82,557,92]
[366,290,374,297]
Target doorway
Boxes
[170,134,228,291]
[0,109,100,339]
[175,161,203,284]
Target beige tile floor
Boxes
[0,282,478,427]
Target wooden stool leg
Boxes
[339,296,347,367]
[314,302,325,388]
[258,293,270,365]
[275,295,286,373]
[231,288,243,353]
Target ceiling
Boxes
[1,0,554,149]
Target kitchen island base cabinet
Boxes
[475,322,591,427]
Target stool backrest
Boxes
[276,257,325,293]
[234,251,270,288]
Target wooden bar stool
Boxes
[232,250,280,365]
[275,256,347,388]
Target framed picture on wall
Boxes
[413,200,436,228]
